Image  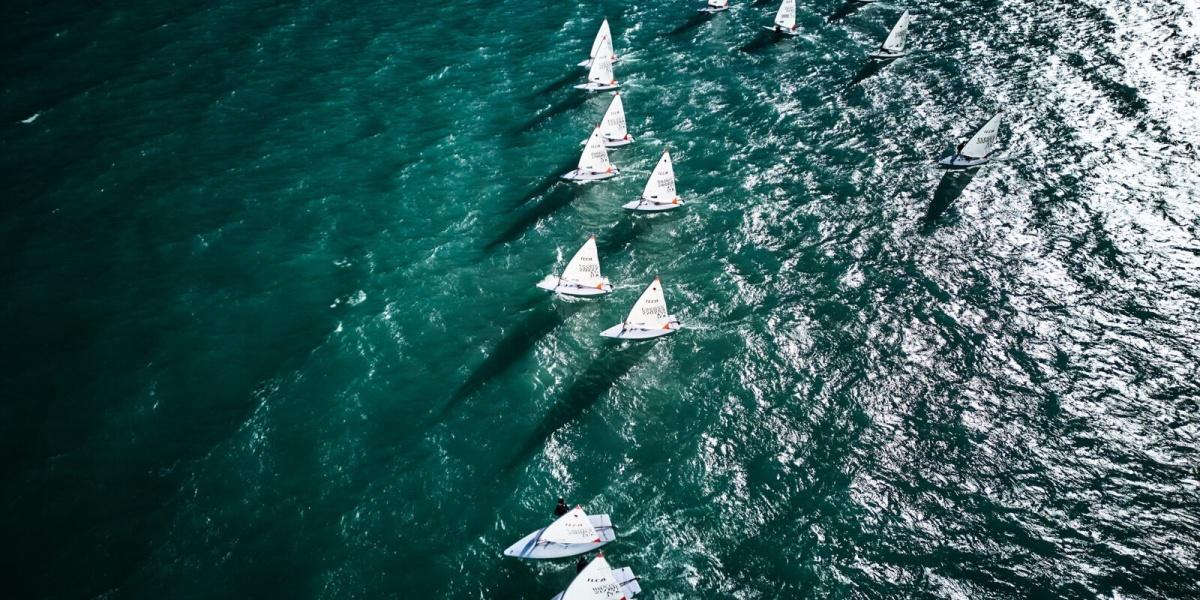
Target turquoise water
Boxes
[3,0,1200,597]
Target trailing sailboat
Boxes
[623,150,682,212]
[576,51,619,91]
[581,93,634,148]
[503,506,616,560]
[537,236,613,297]
[939,112,1003,168]
[579,19,619,69]
[550,553,642,600]
[701,0,729,13]
[765,0,799,36]
[600,277,682,340]
[563,127,620,181]
[869,10,913,59]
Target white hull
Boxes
[869,49,906,59]
[579,135,635,148]
[764,26,800,36]
[575,81,620,92]
[550,567,642,600]
[503,514,615,559]
[537,277,613,297]
[561,168,619,182]
[623,198,683,212]
[938,154,991,168]
[700,6,729,12]
[600,318,681,340]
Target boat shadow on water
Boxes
[668,13,713,37]
[827,0,867,22]
[921,169,978,233]
[507,157,580,209]
[845,58,895,89]
[515,93,591,134]
[739,30,789,54]
[504,341,659,473]
[485,183,588,249]
[529,70,582,99]
[440,298,585,418]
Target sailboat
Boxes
[579,19,619,69]
[581,93,633,148]
[765,0,799,36]
[701,0,730,13]
[600,277,682,340]
[550,553,642,600]
[939,112,1003,168]
[623,150,682,212]
[563,127,620,181]
[503,506,616,560]
[537,236,613,297]
[576,50,619,91]
[869,11,913,58]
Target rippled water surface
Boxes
[3,0,1199,597]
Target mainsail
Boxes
[626,278,670,327]
[880,11,913,53]
[541,506,602,545]
[599,94,628,141]
[578,128,613,173]
[561,237,605,286]
[562,554,625,600]
[640,151,678,203]
[588,19,614,60]
[587,51,616,86]
[959,113,1003,158]
[774,0,796,30]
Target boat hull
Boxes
[561,168,619,182]
[575,82,620,92]
[537,277,613,297]
[763,26,800,36]
[868,49,906,59]
[622,198,683,212]
[938,154,991,168]
[600,319,681,340]
[503,514,615,559]
[699,6,728,12]
[579,135,635,148]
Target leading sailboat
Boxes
[623,150,682,212]
[869,10,913,59]
[765,0,799,36]
[537,236,613,297]
[701,0,729,13]
[579,18,619,69]
[600,277,682,340]
[503,506,617,560]
[563,126,620,181]
[939,112,1003,168]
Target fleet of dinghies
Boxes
[505,8,1008,593]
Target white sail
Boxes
[640,151,678,203]
[774,0,796,30]
[599,94,628,141]
[708,0,729,8]
[880,11,912,53]
[541,506,602,545]
[578,127,613,173]
[587,51,616,86]
[959,112,1003,158]
[560,237,605,286]
[563,555,625,600]
[588,19,613,60]
[625,278,670,327]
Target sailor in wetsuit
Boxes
[577,555,590,573]
[554,497,570,516]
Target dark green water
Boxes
[3,0,1199,597]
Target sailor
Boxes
[956,141,966,156]
[554,497,570,516]
[576,555,590,573]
